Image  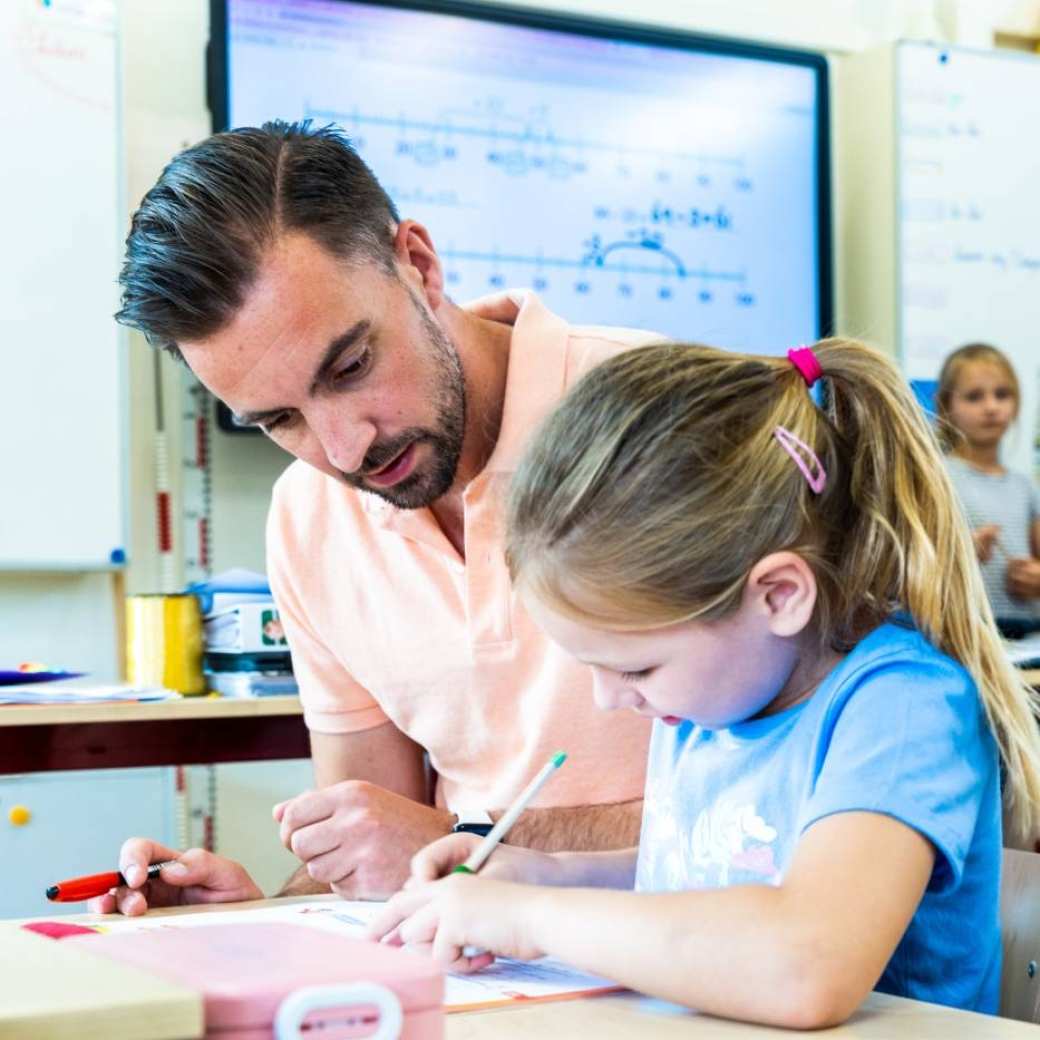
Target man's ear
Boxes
[744,551,817,638]
[392,220,445,309]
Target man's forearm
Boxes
[501,799,643,852]
[277,863,332,898]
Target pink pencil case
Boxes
[69,922,443,1039]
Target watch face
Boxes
[452,822,494,837]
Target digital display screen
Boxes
[215,0,830,351]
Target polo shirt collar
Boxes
[481,291,568,476]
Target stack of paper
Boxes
[0,683,178,706]
[194,569,297,699]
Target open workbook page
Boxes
[65,897,621,1012]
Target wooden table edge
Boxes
[0,694,304,727]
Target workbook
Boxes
[79,897,621,1012]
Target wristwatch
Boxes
[451,808,494,837]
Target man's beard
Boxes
[339,295,466,510]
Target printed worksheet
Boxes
[73,898,620,1011]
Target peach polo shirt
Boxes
[266,292,660,813]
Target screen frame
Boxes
[207,0,833,344]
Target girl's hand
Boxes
[972,523,1001,563]
[1007,557,1040,600]
[366,874,545,971]
[407,832,563,887]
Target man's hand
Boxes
[1007,557,1040,600]
[86,838,263,916]
[973,523,1001,563]
[273,781,455,899]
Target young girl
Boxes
[369,341,1040,1028]
[938,343,1040,634]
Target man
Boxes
[101,121,655,914]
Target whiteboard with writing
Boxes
[0,0,125,568]
[897,41,1040,477]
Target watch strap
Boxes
[451,808,493,837]
[452,821,494,837]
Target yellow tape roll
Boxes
[126,594,206,695]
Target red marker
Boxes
[45,862,174,902]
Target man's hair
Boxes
[116,120,400,360]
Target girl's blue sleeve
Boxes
[798,655,999,893]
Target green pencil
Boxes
[453,751,567,875]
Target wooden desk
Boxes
[3,668,1034,777]
[5,896,1036,1039]
[451,990,1038,1038]
[0,695,308,774]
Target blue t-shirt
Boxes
[634,620,1001,1013]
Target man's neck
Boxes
[429,302,513,558]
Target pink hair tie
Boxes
[787,346,823,388]
[773,426,827,494]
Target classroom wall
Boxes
[5,0,1038,879]
[459,0,1039,52]
[0,573,119,680]
[122,2,293,598]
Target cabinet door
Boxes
[0,768,177,919]
[212,759,315,896]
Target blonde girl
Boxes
[371,340,1040,1028]
[937,343,1040,632]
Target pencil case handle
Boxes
[274,981,404,1039]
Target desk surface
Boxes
[450,991,1037,1038]
[8,895,1034,1039]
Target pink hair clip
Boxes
[773,426,827,494]
[787,346,823,388]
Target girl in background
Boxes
[371,341,1040,1028]
[938,343,1040,634]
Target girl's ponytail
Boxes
[815,339,1040,845]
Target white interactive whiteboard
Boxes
[897,42,1040,477]
[0,0,126,568]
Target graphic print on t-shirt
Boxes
[689,799,781,886]
[639,761,783,889]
